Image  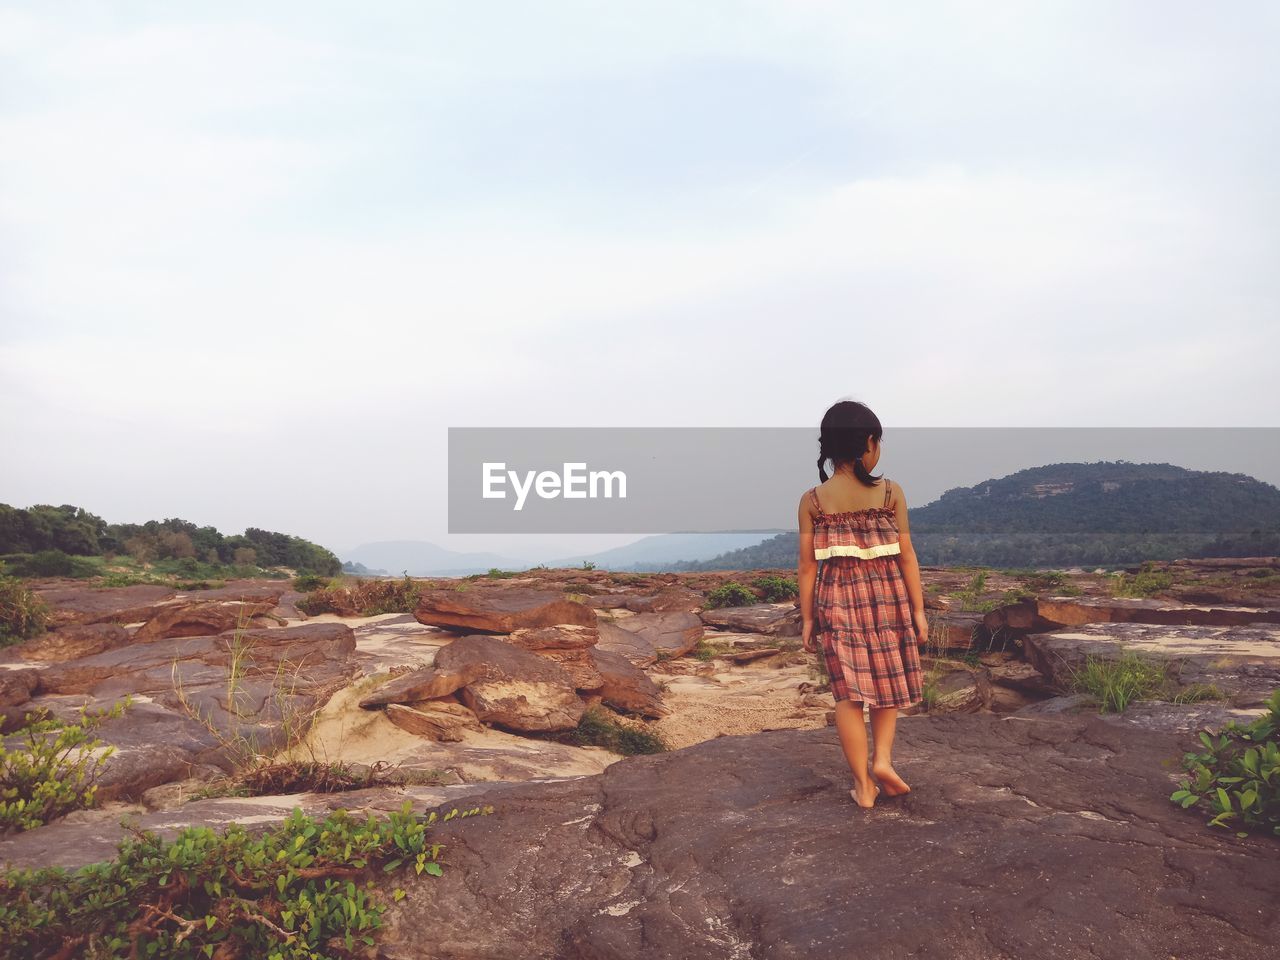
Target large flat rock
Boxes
[1035,595,1280,628]
[33,622,359,759]
[33,583,177,627]
[1023,622,1280,706]
[699,603,800,636]
[374,714,1279,959]
[597,612,704,665]
[415,588,597,634]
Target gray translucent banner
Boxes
[448,427,1280,535]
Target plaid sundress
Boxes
[810,479,923,708]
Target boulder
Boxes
[1023,622,1280,707]
[927,612,986,652]
[386,701,484,741]
[415,588,597,634]
[13,694,227,802]
[506,624,598,651]
[915,661,992,714]
[132,599,279,642]
[37,622,359,756]
[0,667,39,731]
[1035,596,1280,628]
[34,584,176,628]
[507,624,604,690]
[368,714,1280,959]
[983,655,1059,697]
[358,664,487,709]
[597,612,704,664]
[588,647,669,718]
[699,603,799,636]
[11,622,131,663]
[434,635,586,732]
[624,586,706,614]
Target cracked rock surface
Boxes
[379,713,1279,960]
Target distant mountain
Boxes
[341,540,522,576]
[548,532,780,571]
[685,462,1280,571]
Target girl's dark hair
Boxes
[817,400,883,485]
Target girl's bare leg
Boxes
[868,706,911,796]
[833,699,878,808]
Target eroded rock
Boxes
[414,588,597,634]
[699,603,799,636]
[132,599,279,642]
[1023,622,1280,707]
[11,622,131,663]
[434,635,586,732]
[597,612,704,664]
[386,701,484,741]
[369,714,1280,959]
[588,647,668,718]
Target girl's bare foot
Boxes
[849,780,880,809]
[871,763,911,797]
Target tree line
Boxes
[0,503,341,575]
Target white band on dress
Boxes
[814,542,902,561]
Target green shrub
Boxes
[1110,564,1174,598]
[0,578,49,646]
[355,576,421,615]
[297,586,354,617]
[706,582,756,609]
[298,576,422,617]
[1066,650,1170,713]
[293,573,329,592]
[1,699,129,834]
[0,800,491,959]
[3,550,98,579]
[1171,689,1280,836]
[568,705,667,755]
[752,575,798,603]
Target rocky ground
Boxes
[2,556,1279,958]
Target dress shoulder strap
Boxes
[809,487,825,516]
[883,478,892,507]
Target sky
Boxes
[1,1,1277,560]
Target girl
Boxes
[798,400,928,809]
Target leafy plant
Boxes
[561,705,667,755]
[752,575,798,602]
[1170,689,1280,836]
[1065,650,1169,713]
[1110,563,1175,598]
[1,699,130,834]
[952,570,990,612]
[705,582,756,609]
[292,573,330,592]
[1063,649,1225,714]
[0,800,492,959]
[0,577,49,646]
[298,575,421,617]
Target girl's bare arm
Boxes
[891,484,926,616]
[797,492,818,629]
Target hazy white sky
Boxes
[1,1,1276,558]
